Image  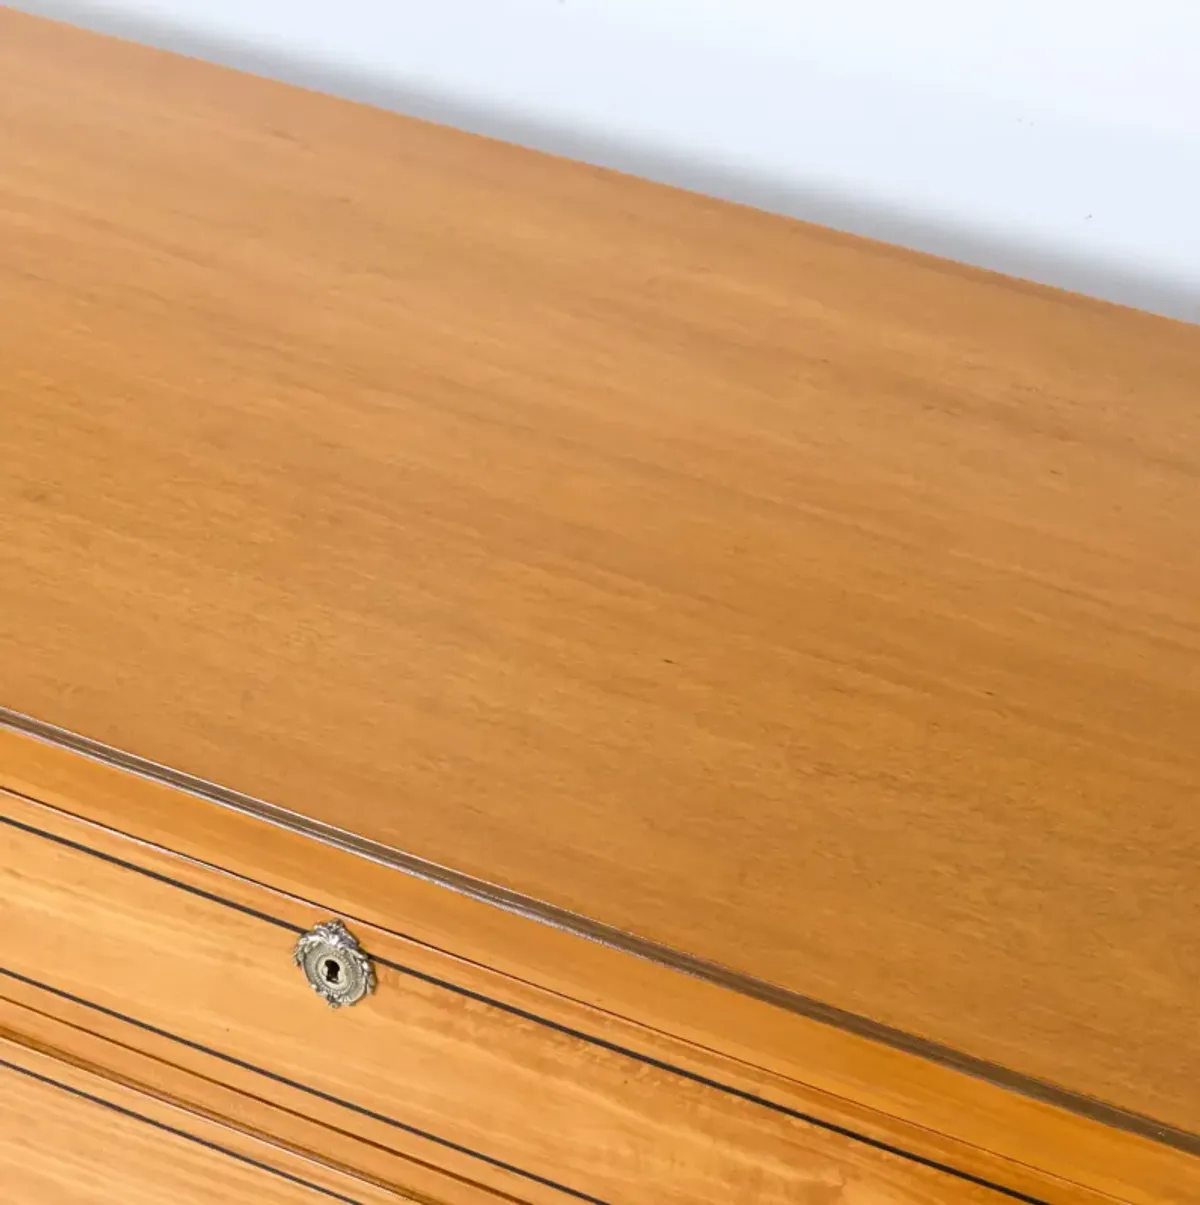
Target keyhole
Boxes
[323,958,342,985]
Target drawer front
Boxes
[0,1033,404,1205]
[0,791,1012,1205]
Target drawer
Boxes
[0,1031,404,1205]
[0,788,1018,1205]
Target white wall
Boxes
[13,0,1200,320]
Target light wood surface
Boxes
[1,7,1199,1137]
[0,995,527,1205]
[0,1033,408,1205]
[1,788,1027,1205]
[10,731,1192,1205]
[8,736,1192,1205]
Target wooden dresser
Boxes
[1,9,1198,1203]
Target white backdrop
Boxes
[11,0,1200,320]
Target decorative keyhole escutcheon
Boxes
[294,919,375,1008]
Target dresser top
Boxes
[3,9,1199,1134]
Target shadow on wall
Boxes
[17,0,1200,324]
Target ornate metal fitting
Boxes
[294,919,375,1008]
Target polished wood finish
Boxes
[0,1032,408,1205]
[1,786,1030,1205]
[0,996,533,1205]
[1,2,1199,1164]
[4,730,1194,1205]
[4,742,1195,1205]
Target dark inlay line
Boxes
[366,959,1054,1204]
[0,1056,367,1205]
[0,968,609,1205]
[1,812,298,934]
[4,891,1046,1205]
[3,706,1196,1161]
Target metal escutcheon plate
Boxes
[294,919,375,1008]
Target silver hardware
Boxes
[294,919,375,1008]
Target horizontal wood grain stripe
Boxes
[2,1061,368,1205]
[2,725,1190,1205]
[0,1034,409,1205]
[0,996,529,1205]
[4,968,601,1205]
[1,965,595,1205]
[0,982,537,1205]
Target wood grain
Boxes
[0,791,1026,1205]
[0,1034,410,1205]
[0,995,523,1205]
[1,8,1198,1135]
[8,734,1190,1205]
